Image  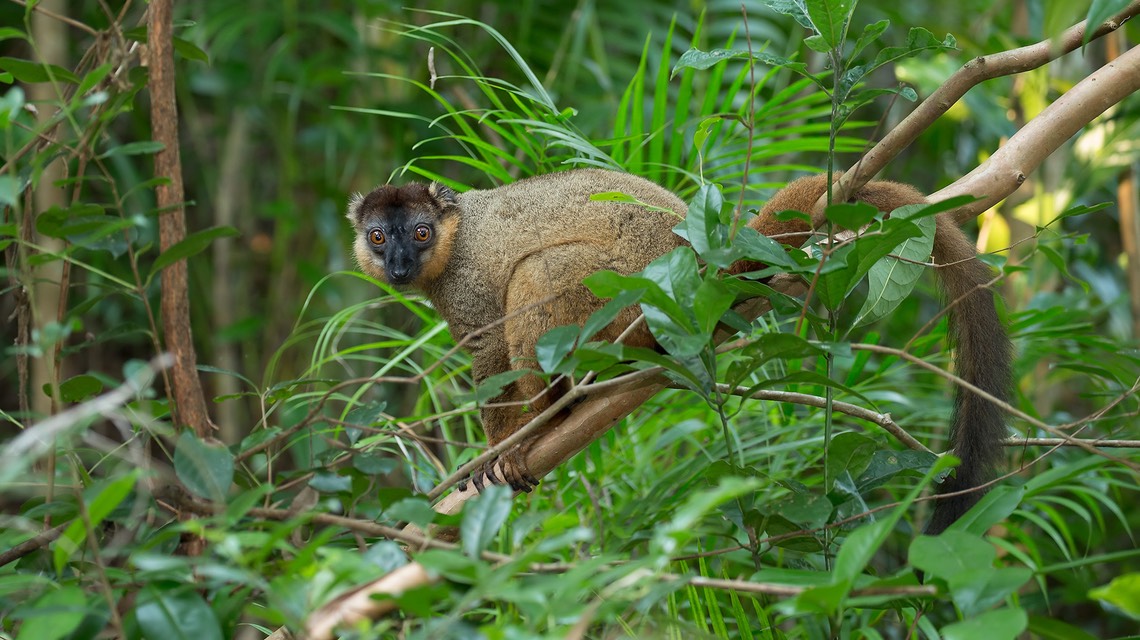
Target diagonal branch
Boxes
[818,0,1140,222]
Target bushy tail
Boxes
[924,215,1013,534]
[735,174,1013,533]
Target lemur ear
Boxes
[428,182,459,209]
[346,192,365,222]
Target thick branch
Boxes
[820,1,1140,222]
[150,0,213,437]
[932,43,1140,222]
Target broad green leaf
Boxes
[462,369,529,405]
[851,19,889,60]
[461,484,513,558]
[825,432,877,487]
[870,28,957,71]
[344,401,387,428]
[53,471,139,574]
[671,47,807,78]
[853,202,936,326]
[804,0,854,49]
[135,586,224,640]
[308,472,351,493]
[941,608,1027,640]
[16,585,86,640]
[0,57,79,83]
[684,183,725,262]
[353,454,397,476]
[947,484,1025,535]
[909,531,993,582]
[386,497,436,529]
[1027,615,1102,640]
[580,289,642,343]
[414,549,483,584]
[825,201,878,230]
[536,324,580,372]
[0,175,18,209]
[855,449,938,492]
[692,277,734,335]
[758,0,814,29]
[148,226,240,279]
[655,477,762,554]
[97,140,165,159]
[1089,573,1140,619]
[730,226,802,271]
[173,432,234,501]
[57,374,103,403]
[173,36,210,63]
[952,566,1033,616]
[832,518,891,588]
[771,493,832,530]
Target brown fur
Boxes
[735,174,1012,533]
[348,170,1011,534]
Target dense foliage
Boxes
[2,1,1139,639]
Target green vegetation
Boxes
[2,1,1139,638]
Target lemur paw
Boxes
[456,447,539,493]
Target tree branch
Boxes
[820,0,1140,222]
[149,0,214,438]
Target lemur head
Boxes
[346,181,459,288]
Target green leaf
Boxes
[671,47,807,78]
[353,454,397,476]
[535,324,580,373]
[135,586,224,640]
[870,28,958,72]
[692,277,734,335]
[0,28,25,42]
[1085,0,1132,44]
[309,472,351,493]
[53,471,139,574]
[910,531,993,582]
[803,35,831,53]
[758,0,814,29]
[580,289,642,343]
[825,432,877,487]
[0,57,79,83]
[1089,573,1140,619]
[853,202,936,326]
[684,183,726,262]
[16,585,86,640]
[1027,615,1102,640]
[173,36,210,63]
[58,374,104,403]
[386,497,436,529]
[97,140,165,159]
[825,202,878,230]
[832,518,891,588]
[947,484,1025,535]
[804,0,854,49]
[461,484,513,558]
[851,19,889,60]
[148,226,240,279]
[730,226,802,271]
[0,176,19,209]
[173,432,234,501]
[462,369,529,405]
[771,493,832,530]
[414,549,483,584]
[941,608,1027,640]
[855,449,938,492]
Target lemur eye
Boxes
[414,224,432,242]
[368,229,385,246]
